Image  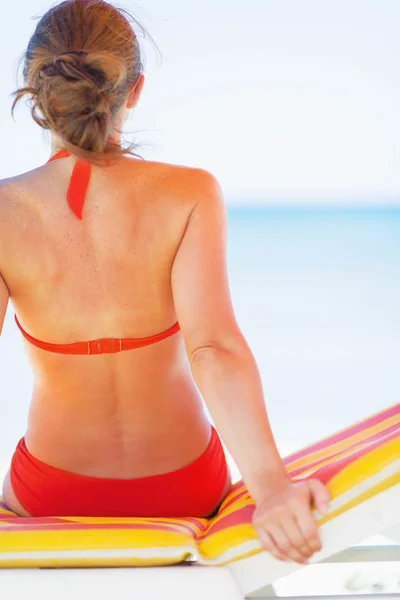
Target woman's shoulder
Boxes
[0,177,17,213]
[0,169,42,218]
[144,159,219,196]
[138,157,216,181]
[128,157,220,205]
[0,165,45,205]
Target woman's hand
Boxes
[252,478,330,564]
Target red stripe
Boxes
[0,517,68,525]
[147,517,207,533]
[222,486,250,511]
[0,521,196,534]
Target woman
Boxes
[0,0,329,565]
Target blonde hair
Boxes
[11,0,155,165]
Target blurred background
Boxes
[0,0,399,520]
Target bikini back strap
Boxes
[14,314,180,355]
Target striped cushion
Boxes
[0,404,398,568]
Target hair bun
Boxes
[11,0,153,164]
[52,51,100,88]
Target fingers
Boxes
[253,479,329,565]
[256,528,288,563]
[308,478,330,516]
[267,521,311,564]
[255,506,315,564]
[293,501,322,554]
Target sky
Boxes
[1,0,400,203]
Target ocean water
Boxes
[0,205,399,473]
[227,206,400,457]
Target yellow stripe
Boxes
[324,437,400,501]
[0,528,195,553]
[198,523,258,561]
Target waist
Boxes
[26,386,210,478]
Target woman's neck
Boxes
[49,131,122,159]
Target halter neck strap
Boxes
[47,137,118,219]
[47,151,91,219]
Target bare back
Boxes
[0,155,212,478]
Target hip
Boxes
[6,425,232,518]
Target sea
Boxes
[0,204,399,595]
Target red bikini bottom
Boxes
[9,427,230,518]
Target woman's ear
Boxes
[126,74,145,109]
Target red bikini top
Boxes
[14,148,180,355]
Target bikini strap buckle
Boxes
[87,338,123,355]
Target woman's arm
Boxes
[171,169,329,564]
[0,273,9,336]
